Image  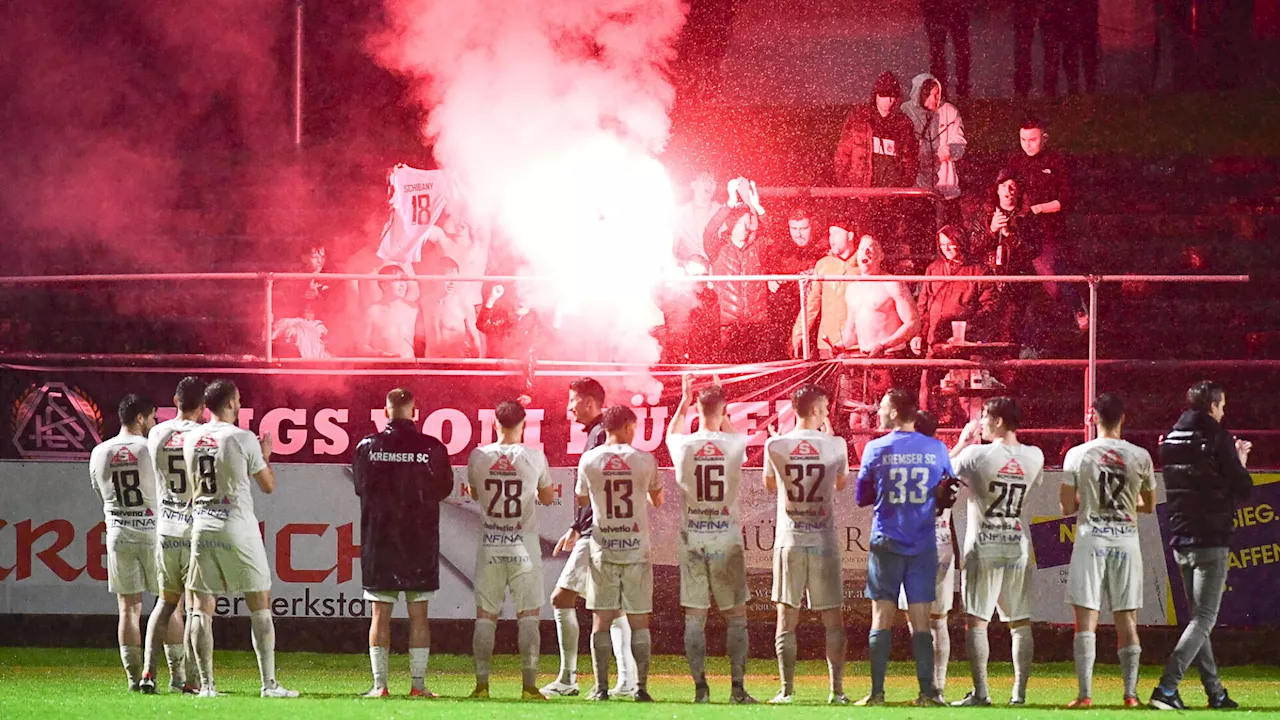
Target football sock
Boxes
[912,631,936,696]
[189,610,215,690]
[1119,644,1142,699]
[684,614,708,686]
[120,644,142,687]
[966,626,990,699]
[591,630,612,693]
[409,647,430,691]
[1074,631,1096,698]
[472,619,496,687]
[518,616,540,689]
[775,630,796,696]
[826,625,847,694]
[869,628,892,696]
[554,608,579,684]
[249,609,277,689]
[727,615,749,689]
[164,644,186,687]
[143,600,175,678]
[931,617,950,694]
[631,628,652,691]
[611,615,635,686]
[369,646,389,690]
[1011,624,1033,702]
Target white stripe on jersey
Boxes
[667,431,748,552]
[1063,437,1155,541]
[763,430,849,548]
[467,443,553,559]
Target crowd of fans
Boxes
[272,72,1087,372]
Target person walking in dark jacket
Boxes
[352,387,454,698]
[1151,381,1252,711]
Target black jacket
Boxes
[352,419,454,591]
[1159,410,1253,548]
[569,416,607,536]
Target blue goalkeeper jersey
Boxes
[856,430,954,555]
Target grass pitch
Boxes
[2,647,1278,719]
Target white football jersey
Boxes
[935,508,955,567]
[1063,437,1156,541]
[148,418,202,539]
[183,420,267,534]
[468,442,553,559]
[763,429,849,548]
[88,434,158,541]
[576,444,659,564]
[953,441,1045,560]
[667,431,748,552]
[377,165,449,265]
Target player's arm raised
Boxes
[950,419,980,459]
[667,373,696,438]
[251,432,276,494]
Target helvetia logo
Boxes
[10,382,104,460]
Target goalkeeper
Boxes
[854,390,960,707]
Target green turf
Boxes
[2,647,1278,718]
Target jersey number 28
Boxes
[484,478,523,518]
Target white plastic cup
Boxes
[951,320,968,344]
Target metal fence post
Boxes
[265,275,275,363]
[799,276,811,360]
[1085,276,1098,441]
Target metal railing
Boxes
[0,270,1255,444]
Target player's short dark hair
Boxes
[495,400,526,429]
[378,264,406,278]
[884,388,918,424]
[697,385,726,414]
[1021,114,1047,132]
[386,387,414,411]
[203,380,239,414]
[117,394,155,427]
[569,377,606,407]
[915,410,938,438]
[1187,381,1225,414]
[602,405,637,433]
[983,396,1021,431]
[1094,392,1125,429]
[174,376,207,413]
[792,383,828,418]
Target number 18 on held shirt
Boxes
[856,430,954,555]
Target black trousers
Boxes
[920,0,972,98]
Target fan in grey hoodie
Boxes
[902,73,967,224]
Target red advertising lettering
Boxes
[276,523,331,583]
[16,519,83,581]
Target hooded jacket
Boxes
[902,73,967,199]
[703,204,768,326]
[916,229,997,347]
[1160,410,1253,548]
[352,419,454,591]
[833,74,919,188]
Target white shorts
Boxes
[107,534,158,595]
[188,528,272,595]
[1066,534,1144,612]
[900,557,955,615]
[475,552,544,615]
[586,558,654,614]
[681,544,748,610]
[961,554,1031,622]
[771,545,843,611]
[363,589,435,604]
[157,535,192,596]
[555,536,591,596]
